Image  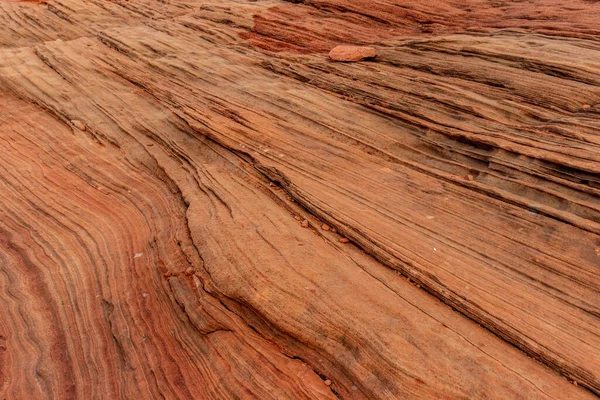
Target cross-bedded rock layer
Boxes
[0,0,599,398]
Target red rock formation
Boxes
[0,0,599,398]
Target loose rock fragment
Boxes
[324,379,332,386]
[321,224,330,231]
[329,45,377,62]
[339,238,349,243]
[71,119,86,131]
[301,219,309,228]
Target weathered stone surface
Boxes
[1,0,599,399]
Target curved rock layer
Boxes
[0,0,598,399]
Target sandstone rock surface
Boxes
[1,0,599,399]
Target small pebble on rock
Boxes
[339,237,349,243]
[301,220,309,228]
[582,104,591,110]
[294,215,302,221]
[324,379,332,386]
[71,120,86,131]
[321,224,330,231]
